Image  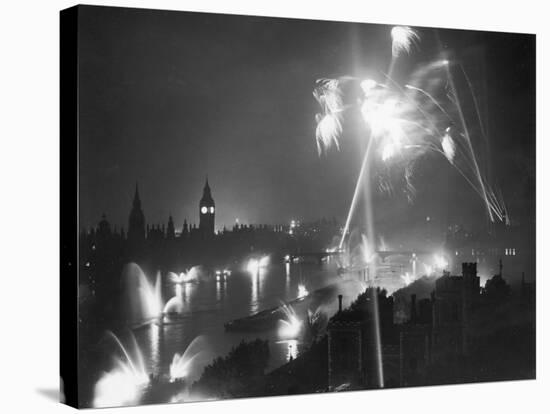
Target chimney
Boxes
[338,295,343,313]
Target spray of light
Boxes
[391,26,420,57]
[259,255,270,268]
[314,28,508,229]
[169,266,200,284]
[360,234,377,265]
[297,283,309,299]
[93,332,149,408]
[401,272,415,286]
[316,113,342,155]
[246,255,269,275]
[163,295,184,314]
[306,306,328,342]
[313,78,349,154]
[278,303,302,339]
[379,236,388,252]
[246,258,259,275]
[441,127,456,163]
[341,233,378,271]
[433,253,449,270]
[169,336,209,382]
[124,264,163,322]
[338,151,370,250]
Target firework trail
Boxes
[314,27,507,231]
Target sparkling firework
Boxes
[391,26,420,57]
[314,26,508,226]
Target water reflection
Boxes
[148,322,161,374]
[277,339,299,362]
[216,279,226,303]
[285,262,290,292]
[182,282,196,306]
[132,262,340,392]
[250,270,263,313]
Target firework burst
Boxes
[391,26,420,57]
[313,26,508,225]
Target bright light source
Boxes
[246,259,259,275]
[391,26,420,57]
[360,79,378,96]
[259,255,270,268]
[278,304,302,339]
[434,254,448,270]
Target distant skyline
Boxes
[78,6,535,237]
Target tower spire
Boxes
[128,182,145,243]
[133,182,141,207]
[199,175,215,236]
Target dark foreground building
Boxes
[327,262,535,390]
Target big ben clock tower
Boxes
[199,177,215,235]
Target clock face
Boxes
[201,206,207,214]
[209,207,215,214]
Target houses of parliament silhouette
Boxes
[126,178,216,247]
[79,177,339,286]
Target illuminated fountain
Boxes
[123,263,163,324]
[338,232,378,278]
[164,267,204,316]
[163,295,184,315]
[169,266,201,284]
[246,258,259,275]
[247,257,269,313]
[433,253,449,271]
[399,253,450,287]
[305,306,328,343]
[247,255,270,274]
[297,283,309,299]
[401,272,414,286]
[94,332,211,408]
[278,303,302,340]
[123,263,190,326]
[169,336,210,383]
[215,268,231,282]
[93,331,149,408]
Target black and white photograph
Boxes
[61,4,538,408]
[3,1,548,413]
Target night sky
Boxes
[78,5,535,239]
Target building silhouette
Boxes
[325,262,534,389]
[199,177,215,236]
[79,178,343,281]
[127,184,146,243]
